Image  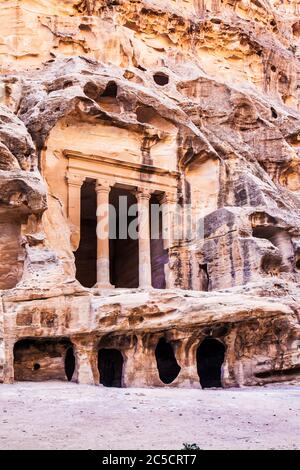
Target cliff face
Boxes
[0,0,299,388]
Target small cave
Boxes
[79,23,92,32]
[98,81,120,113]
[271,107,278,119]
[98,348,124,388]
[13,338,74,382]
[292,22,300,37]
[296,257,300,270]
[197,338,225,388]
[101,81,118,98]
[153,72,169,86]
[155,338,181,385]
[261,253,283,275]
[271,65,276,73]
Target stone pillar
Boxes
[73,341,95,385]
[160,192,177,250]
[160,192,177,289]
[95,180,114,289]
[135,188,152,289]
[66,173,85,251]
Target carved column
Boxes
[160,192,177,289]
[160,192,177,250]
[135,188,152,289]
[72,339,96,385]
[95,180,114,289]
[66,173,85,251]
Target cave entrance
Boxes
[13,338,74,382]
[98,348,124,387]
[197,338,225,388]
[75,180,97,287]
[155,338,181,384]
[65,347,76,382]
[109,187,139,288]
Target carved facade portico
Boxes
[65,150,179,289]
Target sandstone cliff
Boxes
[0,0,299,388]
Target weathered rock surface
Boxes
[0,0,299,388]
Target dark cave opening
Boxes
[197,338,225,388]
[13,338,74,382]
[65,347,76,382]
[155,338,181,384]
[153,73,169,86]
[98,348,124,387]
[101,81,118,98]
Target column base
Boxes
[94,283,115,290]
[138,285,154,290]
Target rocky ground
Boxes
[0,382,299,450]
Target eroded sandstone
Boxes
[0,0,299,389]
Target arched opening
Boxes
[197,338,225,388]
[153,73,169,86]
[65,347,76,382]
[155,338,181,384]
[13,338,74,382]
[75,180,97,287]
[98,348,123,387]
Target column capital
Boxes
[134,187,152,201]
[159,191,177,205]
[95,180,112,194]
[66,172,85,187]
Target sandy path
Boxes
[0,382,299,450]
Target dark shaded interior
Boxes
[14,338,73,382]
[153,73,169,86]
[150,195,167,289]
[98,348,124,387]
[199,263,209,291]
[155,338,181,384]
[101,81,118,98]
[255,367,300,378]
[197,338,225,388]
[109,187,139,288]
[75,180,97,287]
[65,347,76,382]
